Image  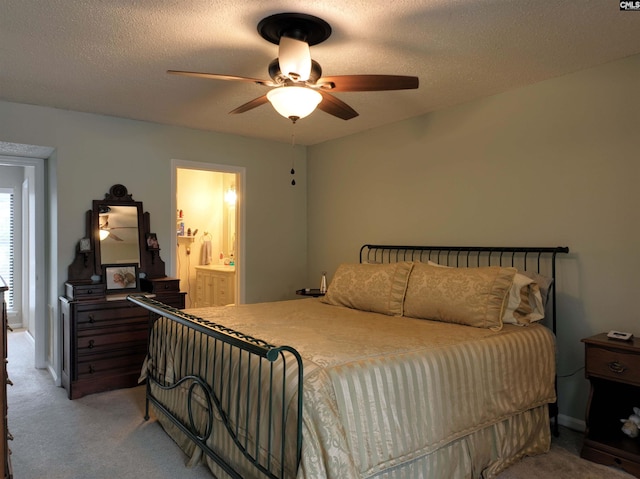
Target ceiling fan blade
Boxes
[108,232,123,242]
[317,91,358,120]
[229,95,270,114]
[317,75,419,92]
[167,70,276,87]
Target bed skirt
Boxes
[148,383,550,479]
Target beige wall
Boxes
[307,54,640,424]
[0,101,308,304]
[0,101,308,376]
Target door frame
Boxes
[171,159,246,304]
[0,155,47,368]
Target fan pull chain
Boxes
[290,124,296,186]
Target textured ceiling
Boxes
[1,1,639,146]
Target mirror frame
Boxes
[92,184,145,277]
[67,184,166,282]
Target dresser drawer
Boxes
[77,350,147,379]
[154,292,186,309]
[66,282,105,300]
[141,277,181,293]
[77,328,148,352]
[75,303,146,329]
[586,345,640,386]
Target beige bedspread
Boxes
[144,298,556,479]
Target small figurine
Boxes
[620,407,640,438]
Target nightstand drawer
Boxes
[586,345,640,386]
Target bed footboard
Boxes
[127,295,303,479]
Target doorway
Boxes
[171,160,244,307]
[0,152,47,371]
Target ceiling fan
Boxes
[168,12,419,123]
[98,216,124,242]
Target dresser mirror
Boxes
[93,203,143,268]
[67,184,166,282]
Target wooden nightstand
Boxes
[581,333,640,477]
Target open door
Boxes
[172,161,244,308]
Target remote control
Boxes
[607,330,633,341]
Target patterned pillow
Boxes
[403,262,516,330]
[321,262,414,316]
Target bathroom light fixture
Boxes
[266,86,322,123]
[224,186,237,206]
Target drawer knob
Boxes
[88,339,95,349]
[608,361,626,374]
[89,365,94,374]
[88,315,95,323]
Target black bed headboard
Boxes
[359,244,570,333]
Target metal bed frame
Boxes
[360,244,570,435]
[129,244,569,479]
[126,295,303,479]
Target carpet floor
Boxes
[5,330,637,479]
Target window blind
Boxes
[0,191,14,309]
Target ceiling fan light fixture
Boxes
[170,13,418,124]
[267,86,322,121]
[99,229,110,241]
[278,36,311,81]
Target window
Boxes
[0,189,14,309]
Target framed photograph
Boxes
[103,263,139,293]
[79,237,91,253]
[146,232,159,250]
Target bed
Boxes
[128,244,569,479]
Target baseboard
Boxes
[558,413,586,432]
[48,364,60,386]
[8,321,25,331]
[10,327,35,343]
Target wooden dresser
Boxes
[195,265,235,307]
[60,278,184,399]
[1,280,12,479]
[581,333,640,477]
[61,184,186,400]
